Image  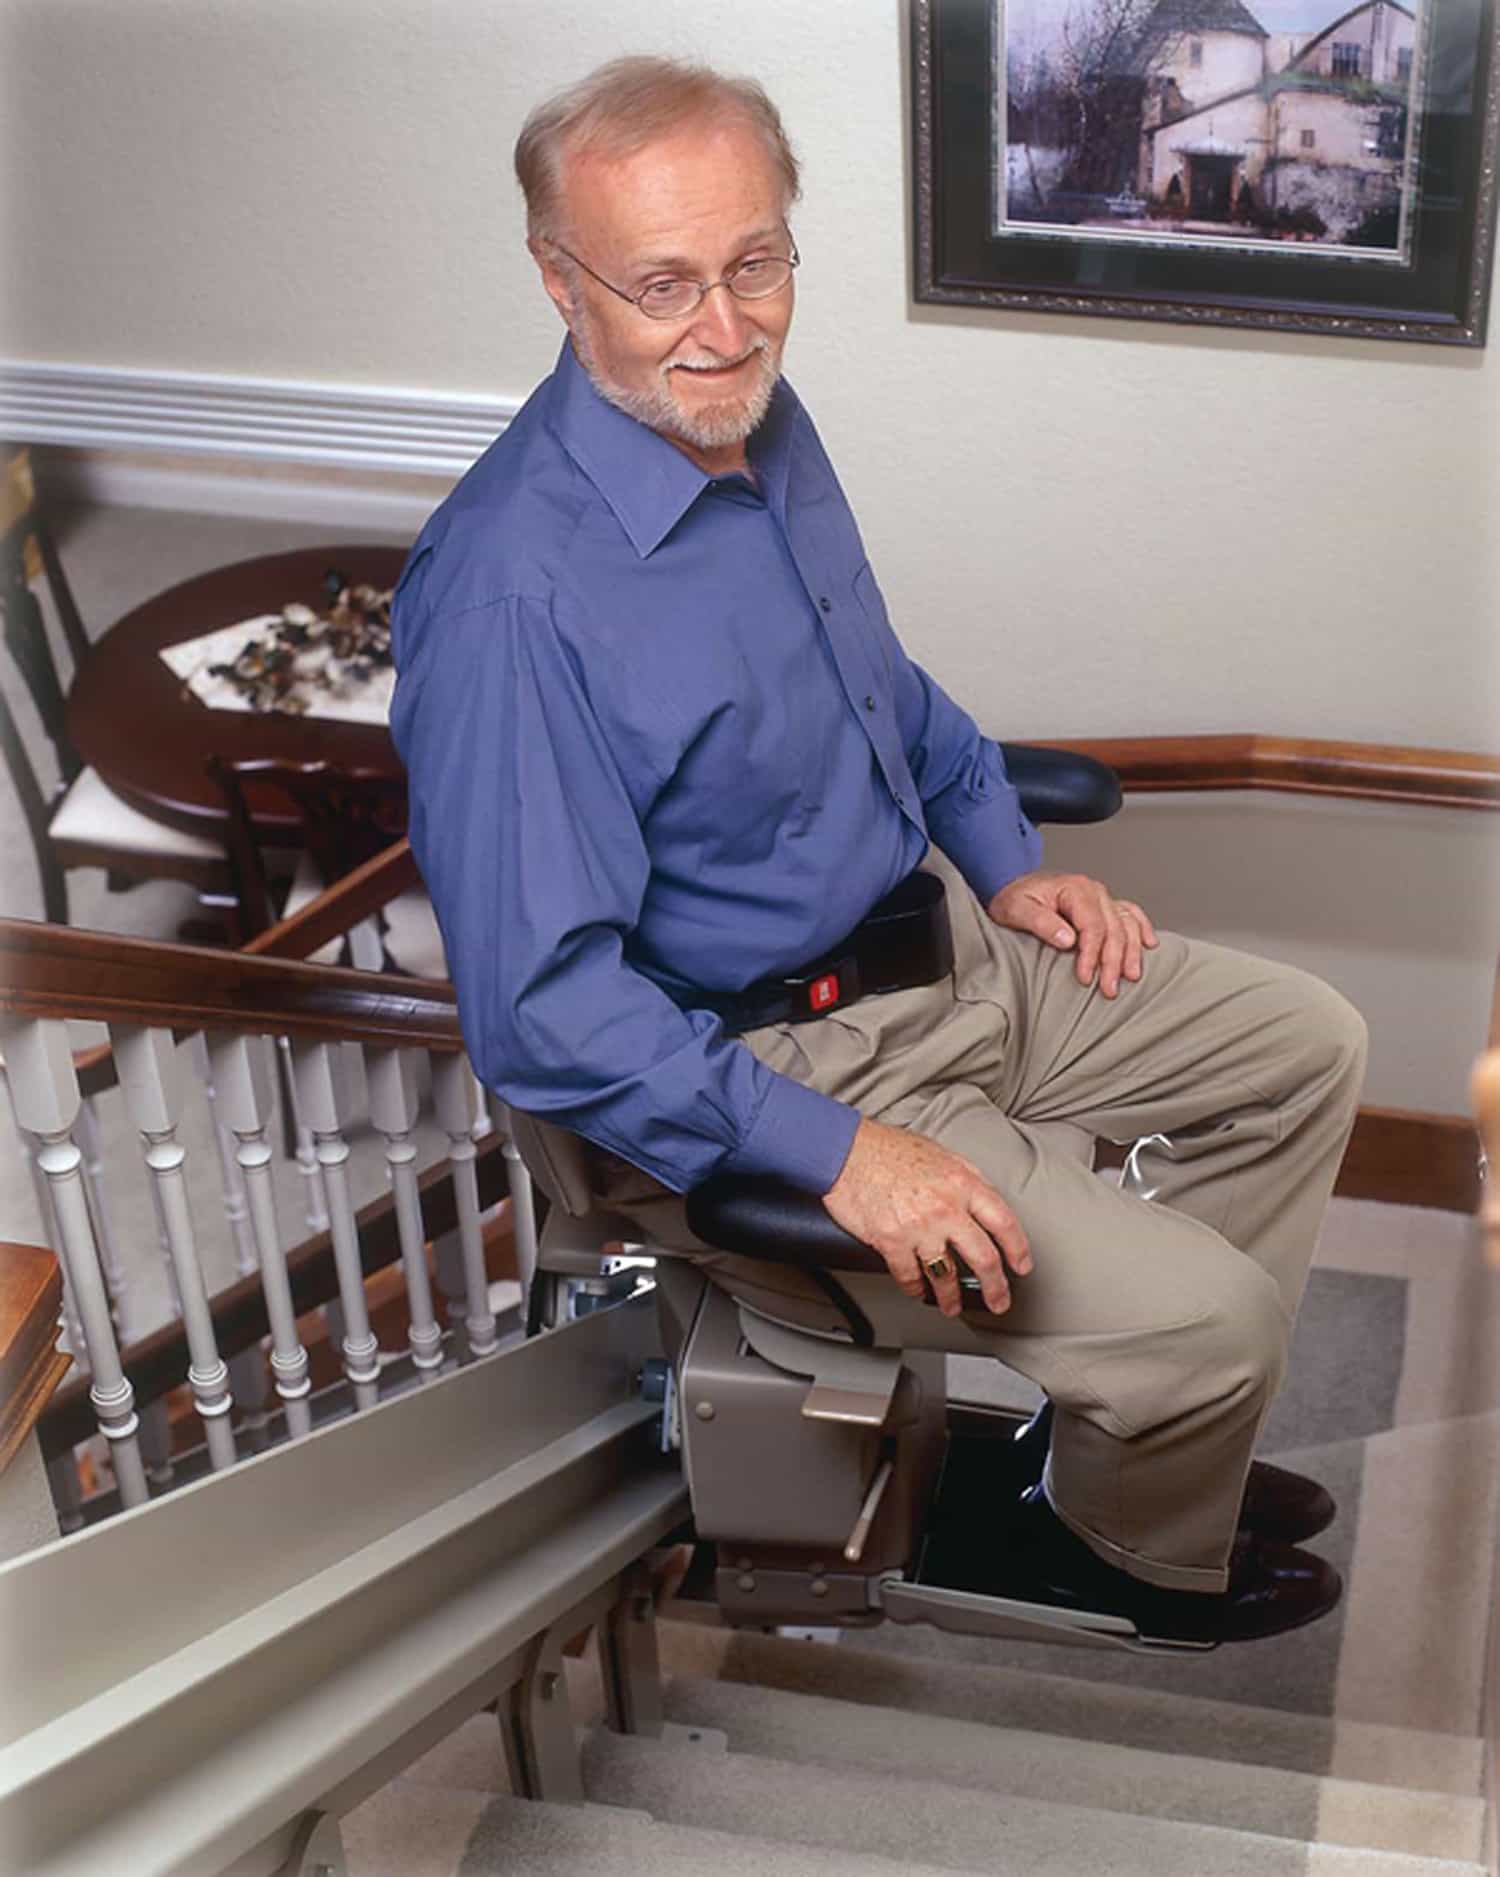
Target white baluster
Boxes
[138,1398,177,1491]
[5,1067,62,1248]
[493,1098,540,1304]
[277,1035,329,1233]
[111,1026,237,1473]
[9,1101,90,1368]
[73,1095,138,1342]
[0,1017,149,1508]
[53,1258,88,1372]
[292,1039,381,1411]
[366,1046,445,1383]
[147,1170,185,1320]
[209,1032,314,1441]
[190,1034,272,1451]
[189,1032,258,1279]
[431,1052,497,1358]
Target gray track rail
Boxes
[0,1298,686,1877]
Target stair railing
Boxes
[0,865,537,1527]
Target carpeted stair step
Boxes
[839,1415,1499,1745]
[651,1675,1482,1862]
[581,1726,1485,1877]
[655,1620,1482,1798]
[340,1778,1033,1876]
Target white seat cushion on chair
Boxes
[281,853,448,978]
[282,849,376,967]
[381,888,448,979]
[50,766,226,861]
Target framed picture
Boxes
[912,0,1500,343]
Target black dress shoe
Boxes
[1012,1402,1336,1544]
[999,1486,1342,1645]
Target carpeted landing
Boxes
[339,1197,1496,1876]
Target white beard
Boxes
[571,319,780,453]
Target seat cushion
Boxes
[382,888,448,979]
[50,766,225,861]
[280,857,447,977]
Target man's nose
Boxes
[690,280,753,354]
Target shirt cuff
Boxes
[931,788,1043,906]
[723,1071,862,1194]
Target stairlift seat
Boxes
[523,743,1164,1646]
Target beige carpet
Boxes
[333,1194,1497,1876]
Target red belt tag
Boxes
[809,973,841,1011]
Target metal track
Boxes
[0,1297,685,1877]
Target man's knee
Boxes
[1098,1258,1290,1438]
[1273,968,1368,1104]
[1189,1258,1290,1412]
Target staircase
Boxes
[4,860,1496,1876]
[338,1613,1487,1876]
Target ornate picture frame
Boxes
[912,0,1500,343]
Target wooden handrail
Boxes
[1035,735,1500,811]
[0,917,461,1050]
[36,1130,516,1459]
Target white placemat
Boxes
[159,616,394,724]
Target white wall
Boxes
[3,0,1496,1114]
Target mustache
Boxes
[664,335,771,375]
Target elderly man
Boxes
[391,56,1366,1645]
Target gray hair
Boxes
[514,55,801,246]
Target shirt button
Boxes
[819,596,831,612]
[864,695,877,711]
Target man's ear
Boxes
[530,239,576,325]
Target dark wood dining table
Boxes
[66,545,411,841]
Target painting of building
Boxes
[1002,0,1421,254]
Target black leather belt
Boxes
[695,869,955,1036]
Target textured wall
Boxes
[3,0,1496,1111]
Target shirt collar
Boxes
[546,338,803,558]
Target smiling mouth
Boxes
[672,358,750,378]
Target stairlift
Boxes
[514,748,1217,1656]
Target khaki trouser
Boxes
[608,848,1368,1592]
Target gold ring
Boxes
[922,1254,953,1281]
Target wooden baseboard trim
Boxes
[1334,1105,1481,1213]
[1097,1104,1481,1215]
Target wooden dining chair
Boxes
[0,448,232,925]
[207,756,447,978]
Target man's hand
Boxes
[822,1117,1030,1318]
[988,870,1158,998]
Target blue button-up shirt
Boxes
[391,342,1041,1196]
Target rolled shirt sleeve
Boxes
[391,578,860,1196]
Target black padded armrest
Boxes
[1000,743,1122,826]
[686,1174,886,1275]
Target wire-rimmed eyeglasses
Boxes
[551,231,800,321]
